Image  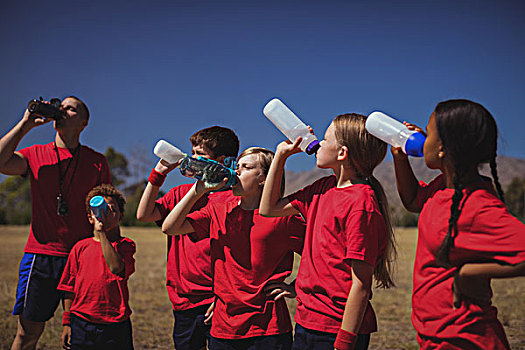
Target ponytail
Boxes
[368,176,396,288]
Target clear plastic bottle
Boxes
[89,195,107,221]
[365,111,426,157]
[179,156,237,187]
[263,98,320,155]
[153,140,237,187]
[153,140,187,164]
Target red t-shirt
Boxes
[57,237,136,324]
[287,175,387,334]
[155,184,235,310]
[18,143,112,257]
[186,200,305,339]
[412,174,525,349]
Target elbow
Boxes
[110,265,125,276]
[161,224,175,236]
[136,211,147,222]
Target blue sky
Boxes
[1,0,524,189]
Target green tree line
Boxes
[1,148,524,226]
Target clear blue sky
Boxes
[2,0,524,189]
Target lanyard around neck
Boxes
[54,142,81,197]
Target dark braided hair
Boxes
[434,99,503,266]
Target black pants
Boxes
[70,314,134,350]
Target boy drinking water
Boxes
[58,184,136,350]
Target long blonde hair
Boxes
[333,113,396,288]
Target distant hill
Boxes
[284,156,525,208]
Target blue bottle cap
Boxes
[306,140,320,155]
[90,195,106,208]
[405,132,426,157]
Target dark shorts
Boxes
[172,304,212,350]
[12,253,67,322]
[209,332,292,350]
[292,323,370,350]
[70,314,134,350]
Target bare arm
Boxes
[453,261,525,308]
[136,160,178,222]
[259,139,301,217]
[340,260,374,334]
[391,147,422,213]
[161,180,224,235]
[61,293,74,350]
[98,231,126,276]
[0,109,51,175]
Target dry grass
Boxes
[0,226,524,349]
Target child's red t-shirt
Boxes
[155,184,235,311]
[57,237,136,324]
[412,174,525,349]
[287,175,387,334]
[186,200,305,339]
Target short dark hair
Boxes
[85,184,126,216]
[64,96,90,120]
[190,126,239,159]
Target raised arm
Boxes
[0,109,51,175]
[391,147,422,212]
[136,159,178,222]
[260,139,301,217]
[162,179,224,235]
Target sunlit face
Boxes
[55,97,88,132]
[316,122,341,169]
[232,153,266,197]
[423,113,444,170]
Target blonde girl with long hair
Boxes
[260,113,396,350]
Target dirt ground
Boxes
[0,226,523,349]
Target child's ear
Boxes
[87,212,94,225]
[258,173,267,187]
[337,146,348,161]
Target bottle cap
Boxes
[404,132,425,157]
[90,195,106,208]
[306,140,320,155]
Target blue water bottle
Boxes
[90,196,108,221]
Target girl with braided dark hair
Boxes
[392,99,525,349]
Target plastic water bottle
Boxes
[263,98,320,155]
[90,196,108,221]
[179,157,237,188]
[153,140,187,164]
[365,111,426,157]
[153,140,237,188]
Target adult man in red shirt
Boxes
[0,96,112,350]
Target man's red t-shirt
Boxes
[287,175,387,334]
[186,200,305,339]
[18,143,112,257]
[412,174,525,349]
[155,184,235,310]
[57,237,136,324]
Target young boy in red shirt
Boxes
[58,184,136,350]
[136,126,239,350]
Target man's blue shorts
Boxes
[12,253,67,322]
[172,304,212,350]
[70,314,134,350]
[209,332,292,350]
[292,323,370,350]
